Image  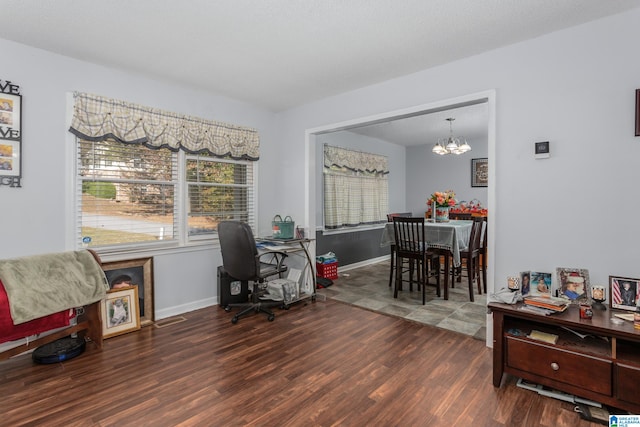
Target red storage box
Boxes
[316,261,338,280]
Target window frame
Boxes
[69,136,258,258]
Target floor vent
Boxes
[153,316,187,328]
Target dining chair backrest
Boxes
[468,217,483,254]
[387,212,412,222]
[392,217,425,260]
[450,212,472,220]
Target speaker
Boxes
[32,336,86,364]
[217,266,248,307]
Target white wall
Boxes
[278,8,640,311]
[406,136,489,216]
[0,37,281,319]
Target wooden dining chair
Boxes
[452,217,483,302]
[386,212,412,289]
[392,217,441,304]
[479,218,487,294]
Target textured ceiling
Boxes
[1,0,639,112]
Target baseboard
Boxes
[339,255,389,272]
[154,297,217,321]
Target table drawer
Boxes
[616,363,640,406]
[506,336,612,395]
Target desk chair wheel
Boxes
[224,306,232,312]
[231,316,239,324]
[268,314,275,321]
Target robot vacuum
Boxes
[32,336,86,364]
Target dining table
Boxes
[380,219,473,300]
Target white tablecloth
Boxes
[380,220,473,267]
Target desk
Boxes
[380,220,473,300]
[256,237,317,303]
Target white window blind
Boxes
[77,138,178,248]
[186,155,255,237]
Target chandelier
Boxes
[432,117,471,155]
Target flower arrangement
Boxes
[428,190,457,208]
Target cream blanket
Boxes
[0,250,109,325]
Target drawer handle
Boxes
[550,362,559,371]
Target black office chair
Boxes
[218,221,288,324]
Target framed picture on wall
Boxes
[0,89,22,184]
[471,158,488,187]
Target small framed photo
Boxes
[556,267,590,303]
[520,271,531,296]
[102,257,154,326]
[101,286,141,339]
[529,272,552,297]
[609,276,640,311]
[471,158,488,187]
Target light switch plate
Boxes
[535,141,550,159]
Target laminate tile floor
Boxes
[316,260,488,341]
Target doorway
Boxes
[304,90,496,345]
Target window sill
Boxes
[320,223,385,236]
[91,240,220,263]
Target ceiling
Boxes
[346,102,489,147]
[1,1,638,147]
[1,0,638,113]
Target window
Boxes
[76,138,255,249]
[70,92,260,251]
[186,154,255,237]
[323,145,388,229]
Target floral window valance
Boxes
[69,92,260,160]
[323,145,389,174]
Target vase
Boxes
[435,206,450,222]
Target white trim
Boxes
[339,255,389,272]
[154,297,218,321]
[320,223,385,236]
[65,92,77,251]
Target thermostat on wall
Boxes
[535,141,550,159]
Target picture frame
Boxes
[556,267,590,303]
[101,257,154,326]
[0,86,22,186]
[101,285,141,339]
[529,271,553,297]
[471,158,488,187]
[636,89,640,137]
[520,271,531,296]
[609,276,640,311]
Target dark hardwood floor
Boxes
[1,299,601,426]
